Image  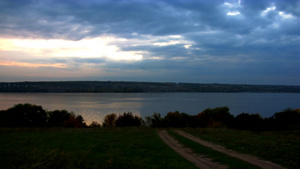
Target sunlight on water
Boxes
[0,93,299,124]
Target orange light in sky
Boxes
[0,61,66,68]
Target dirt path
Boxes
[158,130,228,169]
[175,130,286,169]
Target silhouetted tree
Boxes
[103,113,117,127]
[64,113,86,128]
[115,112,143,127]
[89,121,101,127]
[0,103,48,127]
[270,108,300,130]
[164,111,191,128]
[145,113,164,128]
[233,113,264,131]
[47,110,71,127]
[196,107,234,128]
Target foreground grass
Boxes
[0,127,198,169]
[168,130,260,169]
[181,128,300,169]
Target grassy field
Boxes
[1,128,299,169]
[168,130,260,169]
[0,127,198,169]
[181,128,300,169]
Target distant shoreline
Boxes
[0,81,300,93]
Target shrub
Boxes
[233,113,264,131]
[47,110,71,127]
[89,121,101,127]
[115,112,143,127]
[64,114,86,128]
[103,113,117,127]
[196,107,234,128]
[164,111,192,128]
[0,103,48,127]
[145,113,163,128]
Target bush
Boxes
[103,113,117,127]
[268,108,300,130]
[115,112,143,127]
[164,111,194,128]
[47,110,71,127]
[233,113,264,131]
[196,107,234,128]
[0,103,48,127]
[0,104,87,128]
[64,114,87,128]
[89,121,101,127]
[145,113,163,128]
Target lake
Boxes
[0,92,299,124]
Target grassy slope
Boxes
[168,130,260,169]
[181,128,300,169]
[0,128,198,169]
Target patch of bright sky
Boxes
[224,0,242,16]
[278,11,294,19]
[0,61,66,68]
[227,11,241,16]
[0,37,144,61]
[261,4,276,16]
[261,4,295,20]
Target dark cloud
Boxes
[0,0,299,85]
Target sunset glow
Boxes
[0,37,144,61]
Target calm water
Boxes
[1,93,299,124]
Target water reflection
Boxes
[0,93,299,124]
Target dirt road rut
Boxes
[174,130,286,169]
[158,130,228,169]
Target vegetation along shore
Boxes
[1,81,300,93]
[1,103,299,168]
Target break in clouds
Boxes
[0,0,299,85]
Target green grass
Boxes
[168,130,260,169]
[0,127,198,169]
[181,128,300,169]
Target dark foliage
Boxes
[265,108,300,130]
[47,110,71,127]
[103,113,117,127]
[163,111,195,128]
[196,107,234,128]
[145,113,164,128]
[89,121,101,127]
[115,112,143,127]
[233,113,264,131]
[0,103,86,128]
[0,103,48,127]
[1,103,299,131]
[64,114,87,128]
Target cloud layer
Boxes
[0,0,299,85]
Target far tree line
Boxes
[0,103,299,131]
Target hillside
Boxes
[0,81,299,93]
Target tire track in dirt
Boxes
[175,130,286,169]
[158,130,228,169]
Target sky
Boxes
[0,0,299,85]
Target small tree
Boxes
[64,113,86,128]
[1,103,48,127]
[115,112,143,127]
[48,110,71,127]
[233,113,264,131]
[197,107,234,128]
[145,113,163,128]
[103,113,117,127]
[89,121,101,127]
